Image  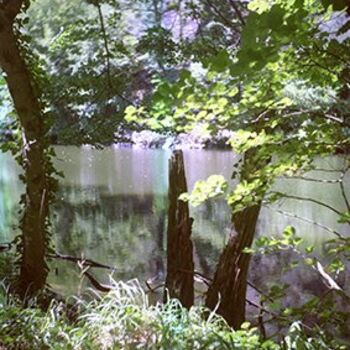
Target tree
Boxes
[129,0,350,332]
[0,0,56,298]
[165,150,194,309]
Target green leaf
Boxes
[210,50,230,72]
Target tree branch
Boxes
[228,0,245,26]
[95,2,113,90]
[270,192,344,217]
[282,175,341,184]
[204,0,239,32]
[49,252,117,271]
[264,205,346,240]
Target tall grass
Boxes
[0,279,346,350]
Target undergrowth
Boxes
[0,279,346,350]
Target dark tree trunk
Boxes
[205,150,265,329]
[0,2,50,297]
[205,205,261,329]
[164,150,194,308]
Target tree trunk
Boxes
[205,150,264,329]
[164,150,194,308]
[0,2,50,297]
[205,204,261,329]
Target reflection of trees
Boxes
[0,161,22,241]
[0,180,14,239]
[50,186,170,294]
[193,237,220,277]
[49,186,233,296]
[191,199,230,278]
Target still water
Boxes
[0,146,349,296]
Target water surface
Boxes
[0,146,348,296]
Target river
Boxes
[0,146,349,297]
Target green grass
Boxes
[0,279,346,350]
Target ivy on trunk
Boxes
[0,0,54,298]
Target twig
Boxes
[324,114,345,124]
[258,298,267,339]
[145,280,164,293]
[228,0,245,26]
[315,261,342,291]
[282,175,341,184]
[246,299,283,319]
[314,43,350,66]
[264,205,346,240]
[271,192,344,217]
[204,0,239,32]
[312,168,344,173]
[289,246,349,297]
[247,281,274,303]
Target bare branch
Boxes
[264,205,346,240]
[271,192,344,217]
[204,0,240,32]
[247,281,274,303]
[96,3,113,91]
[84,270,112,292]
[49,252,117,271]
[282,175,341,184]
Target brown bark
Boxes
[164,150,194,308]
[205,151,264,329]
[205,204,261,329]
[0,3,50,297]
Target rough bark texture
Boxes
[164,150,194,308]
[0,2,50,297]
[205,151,264,329]
[205,205,261,329]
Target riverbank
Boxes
[0,280,344,350]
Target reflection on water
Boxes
[0,146,349,295]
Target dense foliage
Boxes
[0,0,349,348]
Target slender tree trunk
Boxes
[152,0,166,72]
[205,204,261,329]
[0,3,50,297]
[164,150,194,308]
[96,2,112,90]
[205,150,265,329]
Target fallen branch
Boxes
[49,252,117,271]
[84,270,112,293]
